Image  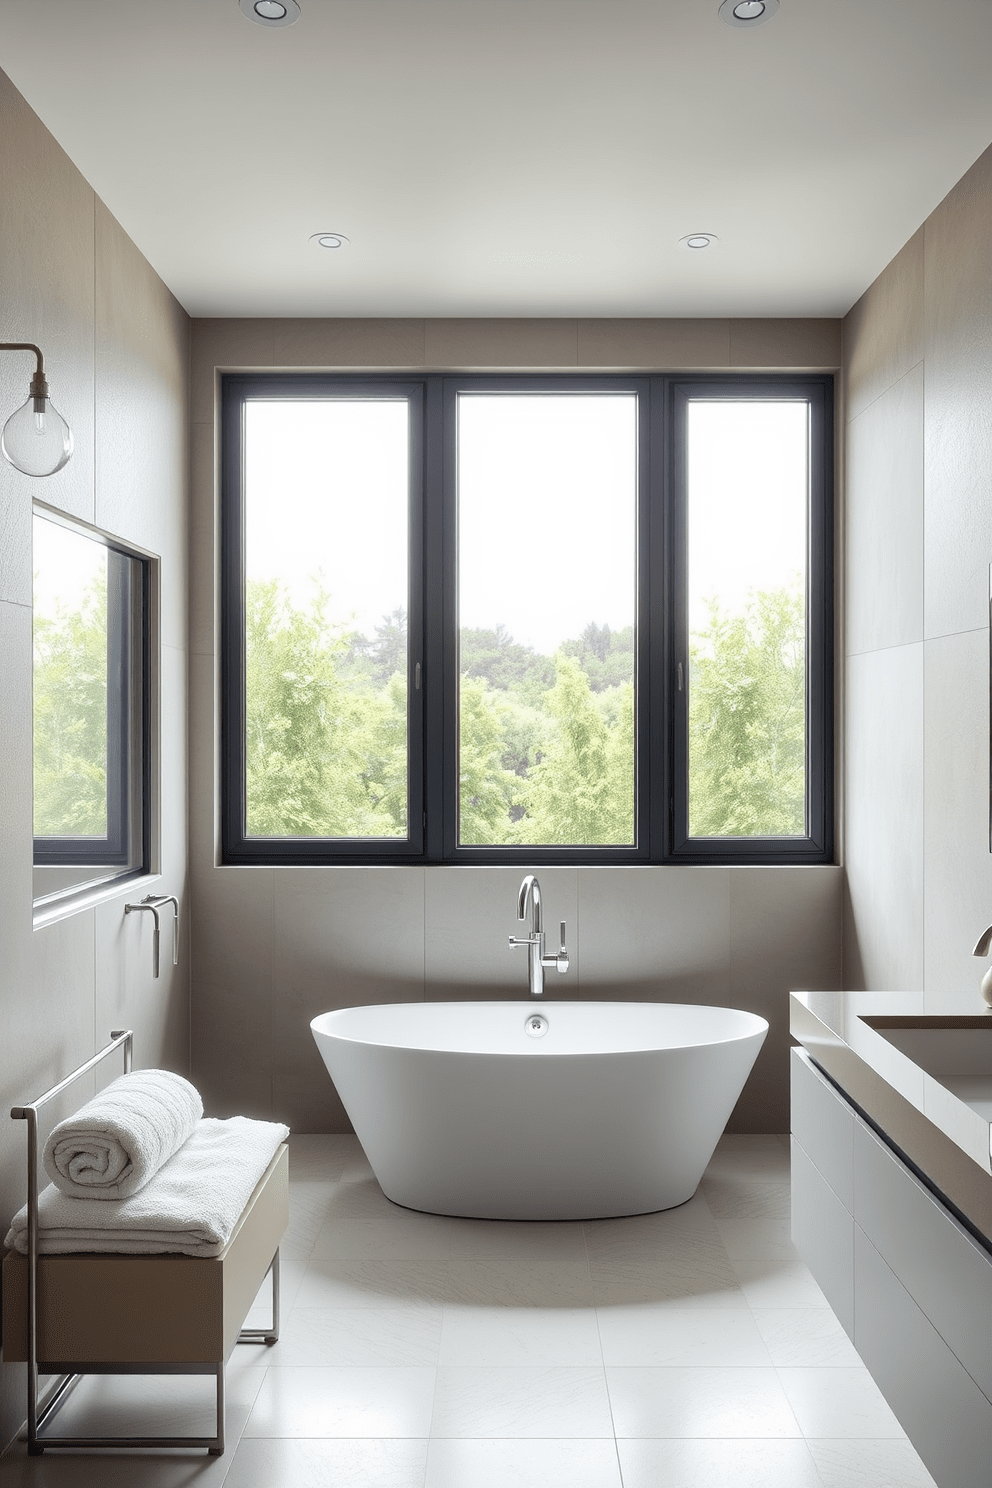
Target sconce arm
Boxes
[0,343,47,398]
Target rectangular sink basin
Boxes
[863,1017,992,1122]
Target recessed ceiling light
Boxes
[310,232,349,250]
[718,0,779,27]
[239,0,301,27]
[679,233,719,251]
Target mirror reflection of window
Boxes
[32,511,149,904]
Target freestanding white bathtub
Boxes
[311,1000,768,1220]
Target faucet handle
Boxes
[556,921,569,973]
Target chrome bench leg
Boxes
[237,1248,280,1345]
[208,1365,225,1455]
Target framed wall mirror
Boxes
[32,506,150,908]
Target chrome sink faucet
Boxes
[508,874,569,997]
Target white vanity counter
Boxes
[790,991,992,1488]
[790,990,992,1236]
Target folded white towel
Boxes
[43,1068,204,1200]
[7,1116,289,1257]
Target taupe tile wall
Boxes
[0,69,190,1449]
[842,141,992,1006]
[188,314,843,1137]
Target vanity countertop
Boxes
[790,989,992,1238]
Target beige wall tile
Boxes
[157,640,189,888]
[273,318,425,367]
[576,318,729,369]
[729,866,844,1132]
[188,649,219,868]
[0,603,33,936]
[576,866,731,1003]
[843,644,924,992]
[425,866,578,999]
[0,463,32,611]
[191,318,276,423]
[0,601,35,1390]
[95,887,189,1079]
[425,318,578,368]
[0,70,96,552]
[94,200,190,651]
[730,319,841,369]
[846,363,924,656]
[189,420,216,658]
[0,68,190,1450]
[923,629,992,1009]
[843,228,923,423]
[28,912,98,1098]
[923,142,992,640]
[191,865,275,1120]
[270,868,426,1131]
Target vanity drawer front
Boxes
[791,1135,854,1337]
[790,1047,854,1208]
[853,1116,992,1402]
[854,1225,992,1488]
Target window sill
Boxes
[33,871,162,932]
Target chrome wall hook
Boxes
[124,894,179,978]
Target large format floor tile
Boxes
[776,1366,907,1439]
[224,1436,430,1488]
[438,1305,603,1366]
[806,1436,939,1487]
[606,1365,803,1438]
[425,1436,623,1488]
[243,1366,437,1438]
[0,1132,939,1488]
[266,1306,443,1367]
[430,1365,614,1439]
[751,1307,863,1367]
[597,1305,772,1367]
[617,1436,824,1488]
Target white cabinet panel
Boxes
[791,1048,854,1208]
[791,1136,855,1337]
[854,1226,992,1488]
[854,1114,992,1403]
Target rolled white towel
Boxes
[8,1117,290,1257]
[43,1069,203,1200]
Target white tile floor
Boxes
[2,1133,940,1488]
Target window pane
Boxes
[456,393,637,847]
[686,400,808,838]
[243,400,410,839]
[33,517,109,840]
[33,511,147,899]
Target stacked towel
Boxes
[7,1116,289,1257]
[43,1069,203,1201]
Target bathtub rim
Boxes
[310,999,769,1058]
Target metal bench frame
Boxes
[9,1029,280,1455]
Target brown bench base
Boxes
[2,1142,288,1454]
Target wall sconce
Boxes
[0,343,73,477]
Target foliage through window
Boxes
[33,509,149,902]
[221,375,832,865]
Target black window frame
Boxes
[32,512,151,878]
[668,377,834,865]
[221,372,833,867]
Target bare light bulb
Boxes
[0,348,73,476]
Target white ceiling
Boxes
[3,0,992,319]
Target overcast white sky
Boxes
[33,512,106,617]
[241,394,807,657]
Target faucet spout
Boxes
[517,873,543,934]
[509,874,569,997]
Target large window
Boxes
[33,507,150,904]
[222,374,832,865]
